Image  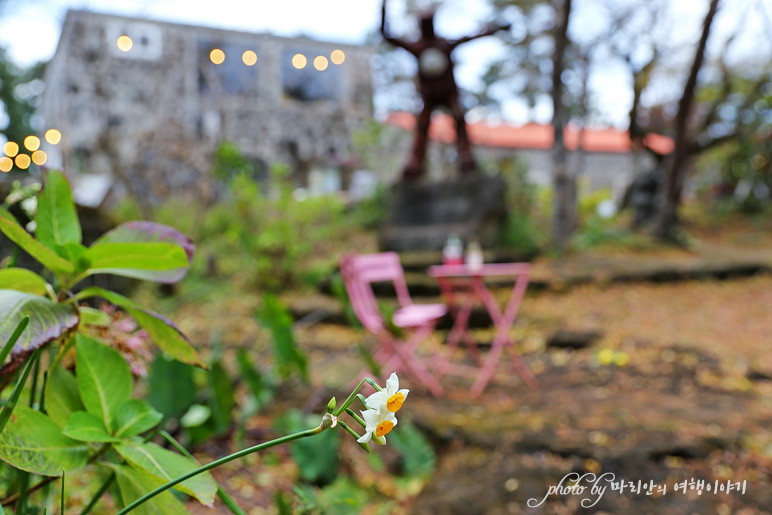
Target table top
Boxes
[427,262,531,278]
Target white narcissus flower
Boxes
[357,406,398,444]
[366,372,409,413]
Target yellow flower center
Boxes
[386,392,405,412]
[375,421,394,438]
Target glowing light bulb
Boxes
[32,150,47,166]
[117,35,133,52]
[45,129,62,145]
[3,142,19,157]
[210,48,225,65]
[15,154,31,170]
[0,156,12,172]
[24,135,40,151]
[314,56,329,71]
[242,50,257,66]
[331,49,345,65]
[291,53,307,69]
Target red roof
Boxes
[386,112,674,155]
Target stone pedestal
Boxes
[378,175,508,251]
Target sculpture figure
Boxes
[381,0,510,180]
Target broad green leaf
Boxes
[0,216,74,274]
[208,359,235,436]
[0,405,88,475]
[108,464,189,515]
[112,399,163,438]
[77,287,204,368]
[80,306,110,326]
[84,242,189,283]
[0,290,78,376]
[93,221,195,284]
[36,169,82,252]
[76,335,131,429]
[63,411,118,443]
[45,365,84,428]
[0,269,48,295]
[147,355,196,419]
[115,441,217,507]
[58,242,90,272]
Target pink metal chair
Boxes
[339,252,446,396]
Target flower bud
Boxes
[358,440,372,453]
[327,397,337,413]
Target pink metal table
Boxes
[428,263,538,396]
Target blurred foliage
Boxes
[350,183,389,230]
[0,46,44,147]
[275,410,340,486]
[498,157,544,252]
[255,294,309,383]
[388,420,437,478]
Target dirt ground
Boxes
[159,215,772,514]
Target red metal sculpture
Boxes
[381,1,510,180]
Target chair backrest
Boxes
[339,252,412,334]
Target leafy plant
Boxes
[255,294,309,382]
[0,169,231,513]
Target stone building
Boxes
[39,10,375,205]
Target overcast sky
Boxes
[0,0,770,127]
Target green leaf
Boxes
[76,287,204,368]
[0,405,88,476]
[236,348,273,411]
[0,348,37,435]
[84,242,189,283]
[275,411,339,484]
[93,221,195,284]
[255,294,308,382]
[80,307,110,327]
[0,269,49,295]
[0,215,74,275]
[147,355,196,419]
[388,421,437,478]
[45,364,84,428]
[76,335,131,430]
[63,411,118,443]
[114,441,217,507]
[0,290,78,376]
[208,359,235,436]
[112,399,163,438]
[108,464,189,515]
[35,169,82,252]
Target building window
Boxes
[281,47,342,102]
[198,41,258,96]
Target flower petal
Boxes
[386,372,399,394]
[365,390,388,410]
[357,430,373,444]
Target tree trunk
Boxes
[551,0,575,251]
[654,0,720,242]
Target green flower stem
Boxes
[115,424,326,515]
[157,430,247,515]
[337,420,361,440]
[333,377,381,417]
[345,408,366,428]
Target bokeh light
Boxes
[331,49,345,65]
[45,129,62,145]
[15,154,30,170]
[242,50,257,66]
[24,135,40,151]
[0,157,11,172]
[313,56,329,71]
[117,35,133,52]
[32,150,47,166]
[210,49,225,65]
[291,54,307,69]
[3,142,19,157]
